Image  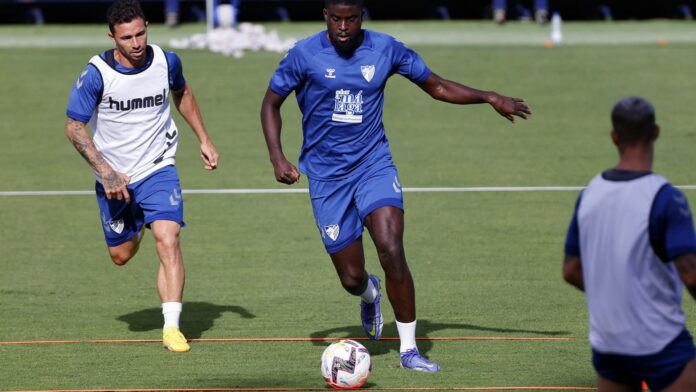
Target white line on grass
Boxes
[2,186,696,197]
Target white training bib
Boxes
[89,44,179,183]
[579,173,685,355]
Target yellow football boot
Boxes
[162,327,190,352]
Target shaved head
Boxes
[611,96,657,146]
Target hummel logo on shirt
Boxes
[393,176,402,193]
[76,69,88,89]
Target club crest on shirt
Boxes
[361,65,375,82]
[324,224,340,241]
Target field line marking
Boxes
[5,387,597,392]
[0,336,572,345]
[2,185,696,196]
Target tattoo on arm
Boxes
[65,118,114,178]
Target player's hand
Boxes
[488,93,532,123]
[200,139,219,170]
[272,157,301,185]
[101,170,131,204]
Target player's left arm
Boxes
[659,185,696,299]
[675,253,696,300]
[167,51,218,170]
[172,83,218,170]
[418,73,531,123]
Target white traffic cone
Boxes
[551,12,563,46]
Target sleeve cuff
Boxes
[414,68,432,85]
[66,110,91,123]
[564,244,580,257]
[667,246,696,261]
[269,83,290,97]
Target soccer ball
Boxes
[320,339,371,389]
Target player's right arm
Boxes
[562,193,584,291]
[65,119,130,203]
[562,255,584,291]
[65,64,130,203]
[260,87,300,185]
[260,44,305,185]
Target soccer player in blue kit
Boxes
[563,97,696,391]
[65,0,219,352]
[261,0,531,372]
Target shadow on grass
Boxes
[310,319,571,356]
[117,301,255,339]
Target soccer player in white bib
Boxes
[261,0,531,371]
[563,96,696,391]
[65,0,219,352]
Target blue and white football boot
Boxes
[400,348,441,372]
[360,274,383,340]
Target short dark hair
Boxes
[107,0,146,33]
[324,0,364,8]
[611,96,657,145]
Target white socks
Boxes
[162,302,182,329]
[358,276,416,353]
[359,276,379,303]
[396,320,417,353]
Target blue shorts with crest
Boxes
[95,165,185,247]
[308,162,403,254]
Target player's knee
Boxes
[375,240,404,263]
[338,273,364,295]
[154,233,180,250]
[109,241,139,266]
[110,252,133,266]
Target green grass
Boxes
[1,21,696,391]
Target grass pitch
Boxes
[1,20,696,391]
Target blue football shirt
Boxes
[66,46,186,123]
[269,29,431,180]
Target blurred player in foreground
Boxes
[65,0,218,352]
[261,0,530,372]
[563,96,696,391]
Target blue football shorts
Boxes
[592,329,696,391]
[308,162,404,254]
[95,165,185,247]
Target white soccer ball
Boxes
[321,339,371,389]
